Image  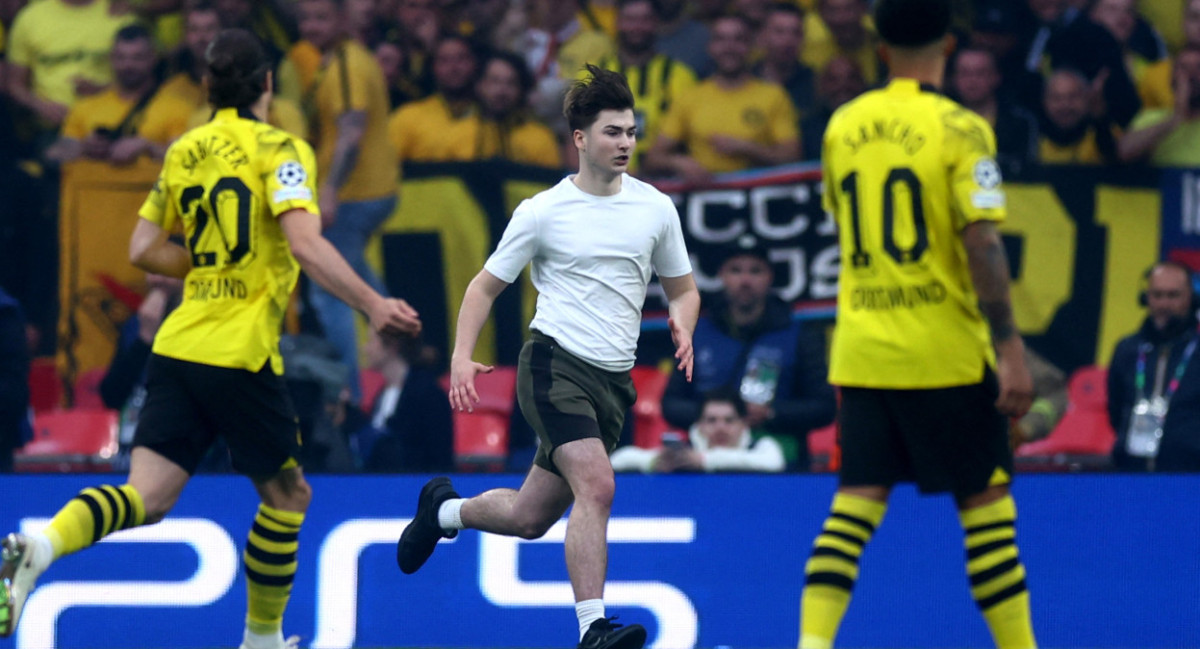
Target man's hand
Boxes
[449,355,494,412]
[35,98,70,126]
[668,316,694,381]
[994,339,1034,418]
[709,134,752,158]
[110,136,148,165]
[675,156,713,186]
[367,297,421,338]
[73,76,106,97]
[81,133,112,159]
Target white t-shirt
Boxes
[484,174,692,371]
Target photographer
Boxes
[1119,45,1200,166]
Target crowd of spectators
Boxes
[3,0,1200,473]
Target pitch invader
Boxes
[797,0,1038,648]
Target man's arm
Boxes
[660,273,700,381]
[279,208,415,329]
[129,218,192,278]
[6,64,68,126]
[963,220,1034,417]
[320,110,367,222]
[448,269,510,411]
[709,135,800,168]
[643,134,713,184]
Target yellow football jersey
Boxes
[823,79,1005,389]
[138,108,320,374]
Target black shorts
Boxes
[838,368,1012,498]
[134,354,302,477]
[517,331,637,476]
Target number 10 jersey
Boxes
[822,79,1007,389]
[138,107,321,374]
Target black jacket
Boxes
[0,288,29,471]
[1108,316,1200,471]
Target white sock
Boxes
[28,532,54,571]
[437,498,464,531]
[241,628,283,649]
[576,599,605,640]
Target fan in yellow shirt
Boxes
[802,0,881,84]
[645,15,799,182]
[388,34,481,162]
[470,52,562,167]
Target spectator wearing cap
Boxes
[660,236,836,470]
[949,47,1039,176]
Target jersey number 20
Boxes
[180,177,253,268]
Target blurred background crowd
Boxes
[1,0,1197,476]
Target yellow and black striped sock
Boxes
[959,495,1037,649]
[244,504,304,636]
[799,493,887,649]
[43,485,146,559]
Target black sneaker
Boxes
[396,477,460,574]
[577,617,647,649]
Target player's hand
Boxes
[369,297,421,338]
[449,355,494,413]
[668,316,693,382]
[319,185,339,229]
[994,339,1034,418]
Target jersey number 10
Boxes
[840,168,929,269]
[180,177,253,268]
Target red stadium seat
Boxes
[808,423,840,472]
[28,357,62,413]
[630,365,674,448]
[451,366,517,471]
[359,369,386,413]
[454,412,509,472]
[16,409,120,473]
[73,368,108,410]
[1016,365,1115,471]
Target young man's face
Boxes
[577,108,636,174]
[698,401,744,448]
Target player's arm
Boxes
[279,207,420,336]
[660,273,700,381]
[449,269,510,412]
[963,220,1034,417]
[129,218,191,279]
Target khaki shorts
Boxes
[517,330,636,476]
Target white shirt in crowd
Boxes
[609,427,787,473]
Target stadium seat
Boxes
[1016,365,1115,471]
[451,366,517,471]
[359,369,386,412]
[16,409,120,473]
[454,412,508,472]
[28,357,62,413]
[630,365,674,448]
[73,368,108,410]
[808,423,840,472]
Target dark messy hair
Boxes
[874,0,953,49]
[563,63,635,132]
[205,28,270,109]
[702,387,748,419]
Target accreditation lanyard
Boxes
[1136,337,1199,403]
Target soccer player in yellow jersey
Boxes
[797,1,1038,649]
[0,29,421,649]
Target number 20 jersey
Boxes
[822,79,1007,389]
[138,107,321,374]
